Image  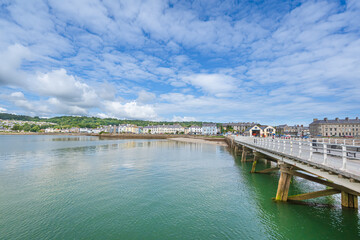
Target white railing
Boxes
[233,135,360,175]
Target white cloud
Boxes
[34,69,96,102]
[10,92,25,99]
[137,90,156,104]
[95,113,111,119]
[103,100,158,120]
[6,91,50,115]
[0,44,32,86]
[0,107,7,112]
[181,73,238,96]
[171,115,197,122]
[47,97,88,115]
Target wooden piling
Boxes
[341,191,358,209]
[288,188,340,201]
[241,145,247,162]
[256,167,278,174]
[251,155,257,173]
[234,145,238,153]
[275,165,292,201]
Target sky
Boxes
[0,0,359,125]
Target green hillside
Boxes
[0,113,207,129]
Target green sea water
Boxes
[0,135,359,239]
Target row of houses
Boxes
[221,122,295,137]
[43,123,280,137]
[276,124,310,137]
[22,117,360,138]
[0,119,55,130]
[103,123,219,135]
[143,123,218,135]
[44,123,220,135]
[221,122,258,133]
[274,117,360,137]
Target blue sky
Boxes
[0,0,359,125]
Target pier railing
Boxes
[233,136,360,175]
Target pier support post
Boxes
[251,155,257,173]
[341,191,358,209]
[275,164,292,201]
[241,145,247,162]
[235,145,242,156]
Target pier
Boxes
[226,136,360,209]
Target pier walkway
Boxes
[228,135,360,209]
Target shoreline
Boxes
[168,137,227,146]
[0,132,227,142]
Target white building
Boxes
[260,126,276,137]
[116,124,140,134]
[245,125,275,137]
[189,125,202,135]
[202,123,218,135]
[143,124,185,134]
[118,124,128,133]
[79,128,89,133]
[45,128,55,133]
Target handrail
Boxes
[233,135,360,175]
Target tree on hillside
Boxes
[30,125,40,132]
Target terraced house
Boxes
[144,124,185,134]
[309,117,360,137]
[202,123,218,135]
[221,122,257,133]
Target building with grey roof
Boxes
[202,123,218,135]
[143,124,185,134]
[221,122,257,133]
[309,117,360,137]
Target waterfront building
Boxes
[276,124,297,136]
[260,126,276,137]
[189,125,202,135]
[245,125,261,136]
[221,122,257,133]
[184,127,190,134]
[45,128,54,133]
[69,127,80,133]
[309,117,360,137]
[143,124,185,134]
[79,128,89,133]
[90,129,101,134]
[143,125,152,134]
[202,123,218,135]
[276,125,310,137]
[245,125,275,137]
[118,124,127,133]
[116,124,140,134]
[129,125,140,134]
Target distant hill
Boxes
[0,113,38,121]
[0,113,207,128]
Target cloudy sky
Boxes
[0,0,359,125]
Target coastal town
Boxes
[1,115,360,138]
[1,0,360,238]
